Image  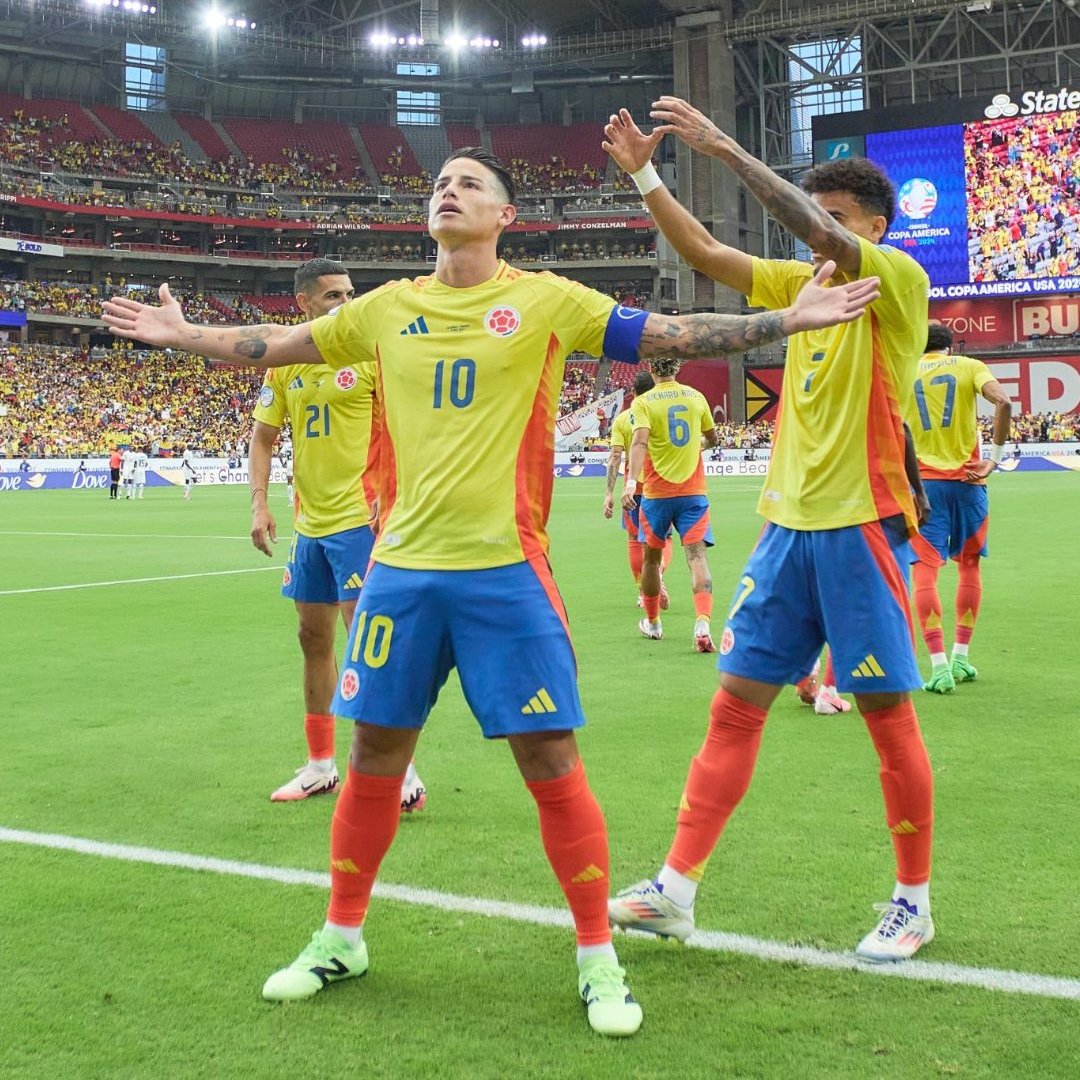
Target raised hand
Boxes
[788,261,880,333]
[102,282,190,348]
[602,108,664,175]
[649,96,725,157]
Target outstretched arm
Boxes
[638,260,878,360]
[649,96,863,276]
[102,283,323,368]
[603,109,753,295]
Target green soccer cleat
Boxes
[923,664,956,695]
[578,956,642,1037]
[262,929,368,1002]
[951,656,978,683]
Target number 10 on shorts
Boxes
[349,612,395,668]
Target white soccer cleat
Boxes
[658,578,670,610]
[855,901,935,962]
[608,880,695,942]
[638,617,663,640]
[693,619,716,653]
[814,686,852,715]
[400,764,426,813]
[270,763,339,802]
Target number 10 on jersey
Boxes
[433,358,476,409]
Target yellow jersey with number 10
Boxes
[252,361,377,538]
[310,262,618,571]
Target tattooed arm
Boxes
[639,260,880,359]
[649,96,863,276]
[603,444,624,519]
[102,283,323,367]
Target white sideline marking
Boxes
[0,566,280,596]
[3,826,1078,1002]
[0,530,251,541]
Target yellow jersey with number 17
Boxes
[310,262,621,571]
[630,381,714,497]
[749,236,929,532]
[252,361,377,538]
[909,351,994,482]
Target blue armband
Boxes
[602,305,649,363]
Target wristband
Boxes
[989,444,1003,465]
[630,162,663,197]
[250,487,267,501]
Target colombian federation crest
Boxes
[282,566,292,587]
[719,627,735,655]
[340,668,360,701]
[335,367,358,391]
[485,306,521,337]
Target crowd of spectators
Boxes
[508,155,605,195]
[966,111,1080,282]
[986,411,1079,443]
[0,344,262,457]
[3,342,1077,459]
[1,111,372,193]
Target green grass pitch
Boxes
[1,474,1077,1078]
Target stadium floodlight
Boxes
[202,5,228,30]
[445,32,466,50]
[521,34,548,48]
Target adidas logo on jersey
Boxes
[850,654,887,678]
[343,573,364,590]
[399,316,430,336]
[287,376,304,390]
[520,688,557,715]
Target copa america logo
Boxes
[984,92,1020,119]
[897,178,938,220]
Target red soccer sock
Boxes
[863,701,934,886]
[912,561,945,656]
[954,557,983,647]
[666,688,767,881]
[822,648,837,687]
[525,759,611,946]
[661,537,674,572]
[326,768,405,927]
[304,712,336,761]
[693,592,713,620]
[643,593,661,620]
[628,540,644,585]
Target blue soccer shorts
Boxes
[920,480,990,561]
[639,494,713,549]
[331,560,586,738]
[281,525,374,604]
[717,516,922,695]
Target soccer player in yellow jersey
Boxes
[624,358,719,650]
[909,323,1012,694]
[248,258,425,809]
[603,370,673,608]
[605,99,938,961]
[103,147,879,1037]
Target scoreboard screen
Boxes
[813,88,1080,300]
